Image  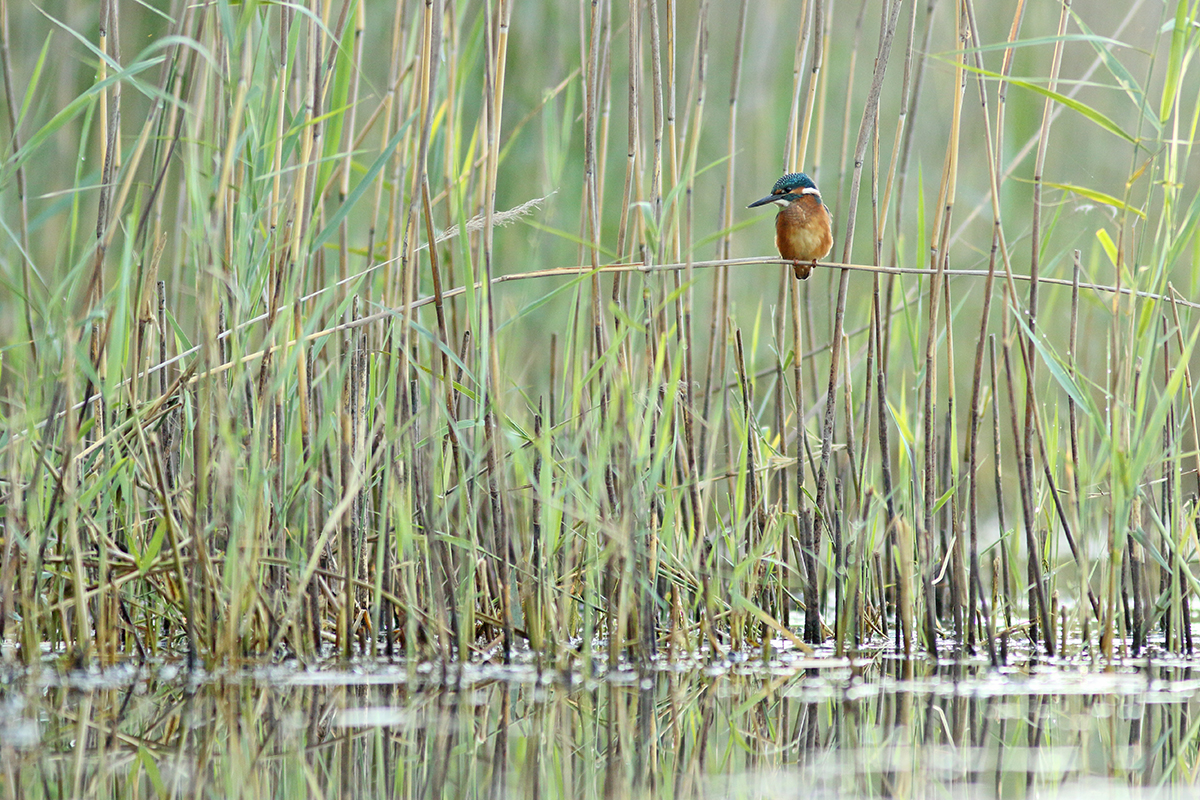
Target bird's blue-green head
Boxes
[747,172,821,209]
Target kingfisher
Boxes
[747,172,833,280]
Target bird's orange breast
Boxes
[774,196,833,263]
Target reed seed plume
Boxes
[419,191,556,250]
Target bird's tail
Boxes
[793,261,813,280]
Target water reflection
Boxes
[1,653,1193,798]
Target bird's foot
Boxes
[792,260,813,281]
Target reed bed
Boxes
[0,0,1198,670]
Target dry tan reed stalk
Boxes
[916,0,966,654]
[960,0,1023,664]
[841,332,860,504]
[1018,3,1070,627]
[790,0,819,172]
[871,283,902,651]
[416,0,451,406]
[94,3,117,656]
[578,7,610,658]
[1000,327,1053,654]
[677,188,705,626]
[814,0,905,647]
[687,2,730,509]
[772,272,790,627]
[867,0,915,655]
[487,0,517,662]
[1161,323,1180,651]
[720,0,748,270]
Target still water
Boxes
[1,643,1196,798]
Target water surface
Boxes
[2,643,1194,798]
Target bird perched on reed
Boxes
[747,172,833,280]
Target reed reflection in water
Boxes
[1,656,1194,798]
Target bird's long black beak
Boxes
[747,194,777,209]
